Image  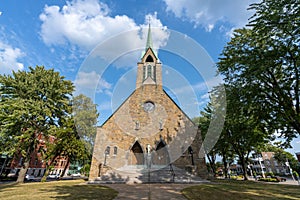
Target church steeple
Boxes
[136,24,162,89]
[141,22,157,58]
[145,23,153,52]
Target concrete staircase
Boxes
[89,165,208,184]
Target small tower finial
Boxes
[145,17,153,51]
[147,16,151,26]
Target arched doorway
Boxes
[130,141,144,165]
[152,141,169,166]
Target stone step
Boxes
[90,165,208,184]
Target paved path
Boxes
[108,184,196,200]
[106,179,300,200]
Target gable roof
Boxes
[100,87,197,127]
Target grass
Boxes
[0,179,118,200]
[182,180,300,200]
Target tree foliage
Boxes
[203,85,269,180]
[0,66,74,183]
[72,94,99,157]
[194,104,218,176]
[41,94,98,181]
[218,0,300,146]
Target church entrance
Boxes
[130,141,144,165]
[152,141,169,166]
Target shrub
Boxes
[293,171,299,180]
[258,178,279,182]
[266,172,274,177]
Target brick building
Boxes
[295,152,300,162]
[6,134,69,178]
[89,25,207,183]
[251,152,289,175]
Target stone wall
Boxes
[89,84,208,181]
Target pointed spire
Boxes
[145,23,153,51]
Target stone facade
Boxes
[89,29,207,181]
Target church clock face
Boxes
[143,101,155,112]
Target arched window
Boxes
[147,65,152,78]
[153,66,156,81]
[146,55,154,62]
[105,146,110,155]
[114,146,118,155]
[143,66,146,80]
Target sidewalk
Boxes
[248,177,300,186]
[107,184,197,200]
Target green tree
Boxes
[41,116,88,182]
[218,0,300,145]
[72,94,99,157]
[273,150,298,173]
[40,94,98,181]
[0,66,74,183]
[194,111,218,175]
[222,85,270,180]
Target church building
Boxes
[89,25,207,183]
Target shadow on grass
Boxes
[0,182,19,191]
[182,180,300,200]
[40,183,118,200]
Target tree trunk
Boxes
[239,156,248,180]
[16,144,34,183]
[41,154,58,182]
[222,156,228,179]
[60,157,70,178]
[41,165,51,182]
[206,152,217,176]
[16,160,29,183]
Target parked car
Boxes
[70,173,81,177]
[47,174,60,179]
[25,174,35,181]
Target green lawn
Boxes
[182,180,300,200]
[0,180,118,200]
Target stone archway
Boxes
[130,141,144,165]
[152,141,169,166]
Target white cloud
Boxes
[39,0,136,50]
[0,11,2,16]
[0,42,24,74]
[96,76,112,93]
[163,0,257,32]
[39,0,169,53]
[74,71,111,98]
[90,14,169,68]
[98,101,112,110]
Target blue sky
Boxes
[0,0,299,156]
